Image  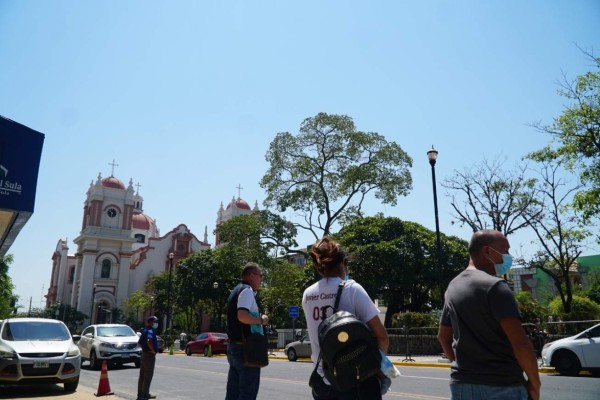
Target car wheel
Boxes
[287,348,298,362]
[64,377,79,392]
[203,346,209,356]
[89,350,101,371]
[134,360,141,368]
[186,346,192,356]
[553,350,581,376]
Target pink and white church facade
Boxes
[46,171,256,326]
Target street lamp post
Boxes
[90,284,97,324]
[427,146,444,304]
[213,281,219,330]
[167,253,174,332]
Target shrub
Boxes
[547,294,600,322]
[391,311,437,329]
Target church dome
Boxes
[132,212,155,230]
[226,198,251,210]
[101,176,126,190]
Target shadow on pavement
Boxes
[0,384,73,399]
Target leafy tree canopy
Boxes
[261,112,413,240]
[530,51,600,222]
[216,210,298,256]
[335,215,468,326]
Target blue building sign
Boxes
[0,115,45,256]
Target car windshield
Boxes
[2,321,71,341]
[97,326,136,337]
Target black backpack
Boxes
[317,281,381,392]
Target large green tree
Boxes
[260,112,413,241]
[259,258,307,329]
[531,52,600,222]
[336,215,468,326]
[175,249,238,333]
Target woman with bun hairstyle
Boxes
[302,237,389,400]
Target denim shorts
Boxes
[450,382,527,400]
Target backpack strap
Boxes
[319,281,346,321]
[333,281,345,311]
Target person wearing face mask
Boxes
[137,316,159,400]
[437,230,541,400]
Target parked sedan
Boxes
[285,336,312,361]
[157,335,165,353]
[0,318,81,392]
[541,323,600,376]
[78,324,141,369]
[185,332,228,356]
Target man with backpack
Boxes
[303,237,388,400]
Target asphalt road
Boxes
[79,353,600,400]
[2,353,600,399]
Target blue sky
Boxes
[2,1,599,309]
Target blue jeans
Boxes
[450,382,527,400]
[225,342,261,400]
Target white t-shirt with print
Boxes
[302,277,380,372]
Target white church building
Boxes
[46,171,256,326]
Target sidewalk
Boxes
[19,351,555,400]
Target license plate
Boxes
[34,360,49,368]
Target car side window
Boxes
[588,327,600,338]
[199,333,208,340]
[82,327,93,336]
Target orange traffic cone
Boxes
[94,360,114,397]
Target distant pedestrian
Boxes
[137,316,159,400]
[437,230,540,400]
[225,262,269,400]
[179,332,187,350]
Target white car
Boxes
[78,324,141,369]
[0,318,81,392]
[541,323,600,376]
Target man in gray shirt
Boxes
[437,230,540,400]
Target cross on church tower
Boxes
[135,182,142,195]
[236,184,243,199]
[108,159,119,176]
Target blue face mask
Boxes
[152,323,158,330]
[345,273,350,281]
[490,248,513,276]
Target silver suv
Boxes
[78,324,141,369]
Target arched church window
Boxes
[101,259,111,279]
[135,234,145,243]
[68,267,75,283]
